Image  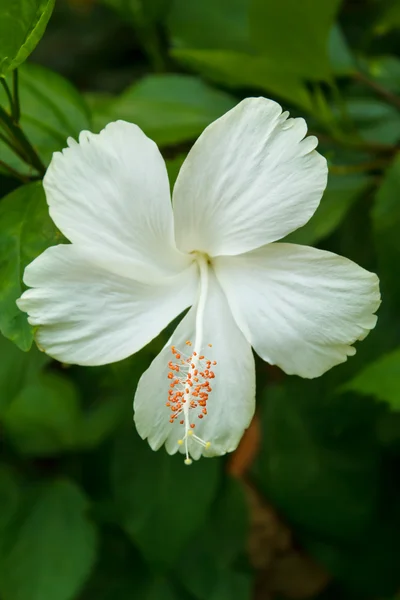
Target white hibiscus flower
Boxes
[17,98,380,464]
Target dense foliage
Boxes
[0,0,400,599]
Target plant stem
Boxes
[354,71,400,111]
[0,77,14,116]
[0,105,45,175]
[12,70,20,122]
[0,159,30,182]
[0,129,29,163]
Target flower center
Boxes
[165,253,214,465]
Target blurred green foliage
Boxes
[0,0,400,599]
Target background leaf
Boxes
[111,427,221,567]
[249,0,342,80]
[0,479,98,600]
[88,73,236,146]
[0,62,91,174]
[0,181,58,349]
[343,348,400,410]
[372,154,400,306]
[0,0,55,76]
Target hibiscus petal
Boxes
[173,97,327,257]
[17,244,197,366]
[214,244,380,378]
[134,270,255,459]
[44,120,190,281]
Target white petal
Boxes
[17,244,197,366]
[44,121,190,281]
[214,244,381,378]
[134,270,255,459]
[172,97,327,257]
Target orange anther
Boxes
[190,423,195,429]
[199,355,205,360]
[212,361,217,365]
[176,353,181,359]
[208,344,212,347]
[191,363,195,369]
[193,352,197,356]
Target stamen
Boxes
[166,338,215,463]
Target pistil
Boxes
[165,254,215,464]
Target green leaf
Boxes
[76,396,127,450]
[305,518,400,597]
[89,74,236,146]
[367,55,400,95]
[0,63,91,174]
[372,154,400,306]
[375,0,400,35]
[0,0,54,76]
[167,0,251,52]
[285,174,370,245]
[143,578,179,600]
[346,98,400,145]
[0,332,48,416]
[255,384,380,543]
[209,572,251,600]
[111,427,220,567]
[328,24,355,76]
[168,0,314,109]
[0,479,98,600]
[175,478,250,600]
[343,348,400,410]
[78,527,150,600]
[102,0,170,25]
[206,478,248,569]
[0,181,59,350]
[0,466,20,533]
[3,372,81,455]
[171,49,313,111]
[249,0,342,80]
